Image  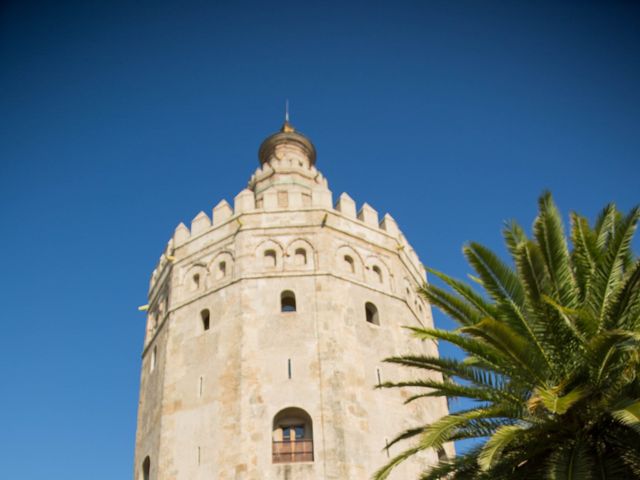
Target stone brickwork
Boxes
[133,121,452,480]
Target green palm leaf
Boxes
[548,438,594,480]
[426,268,497,319]
[478,424,527,471]
[534,191,579,308]
[611,401,640,434]
[529,385,588,415]
[589,207,640,330]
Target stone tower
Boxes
[133,119,451,480]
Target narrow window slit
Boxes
[201,309,210,331]
[365,302,379,325]
[373,265,383,283]
[344,255,355,273]
[142,456,150,480]
[294,248,307,266]
[264,250,277,268]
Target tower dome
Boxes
[133,120,453,480]
[258,119,317,167]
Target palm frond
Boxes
[589,206,640,330]
[405,326,528,381]
[478,424,527,471]
[464,242,524,306]
[608,259,640,331]
[547,438,594,480]
[378,378,519,405]
[418,408,502,452]
[503,219,528,262]
[383,355,511,392]
[534,192,579,308]
[384,426,427,450]
[461,318,548,384]
[611,400,640,434]
[420,283,483,326]
[570,212,599,301]
[594,203,618,251]
[528,385,588,415]
[418,447,483,480]
[372,445,424,480]
[426,267,497,319]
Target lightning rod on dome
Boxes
[285,99,290,123]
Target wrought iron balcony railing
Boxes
[272,439,314,463]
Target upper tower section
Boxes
[250,113,328,206]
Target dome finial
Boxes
[282,99,295,133]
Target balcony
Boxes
[272,439,314,463]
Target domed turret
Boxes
[250,112,326,206]
[258,119,317,167]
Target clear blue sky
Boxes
[1,1,638,478]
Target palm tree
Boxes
[375,193,640,480]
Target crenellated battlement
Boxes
[148,187,426,295]
[248,156,328,191]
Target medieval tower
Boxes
[133,118,452,479]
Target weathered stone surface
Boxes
[134,124,452,480]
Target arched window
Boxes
[191,273,200,291]
[201,309,210,331]
[264,250,277,268]
[365,302,379,325]
[141,456,150,480]
[217,261,226,279]
[372,265,383,283]
[294,248,307,266]
[272,407,314,463]
[281,291,296,312]
[344,255,355,273]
